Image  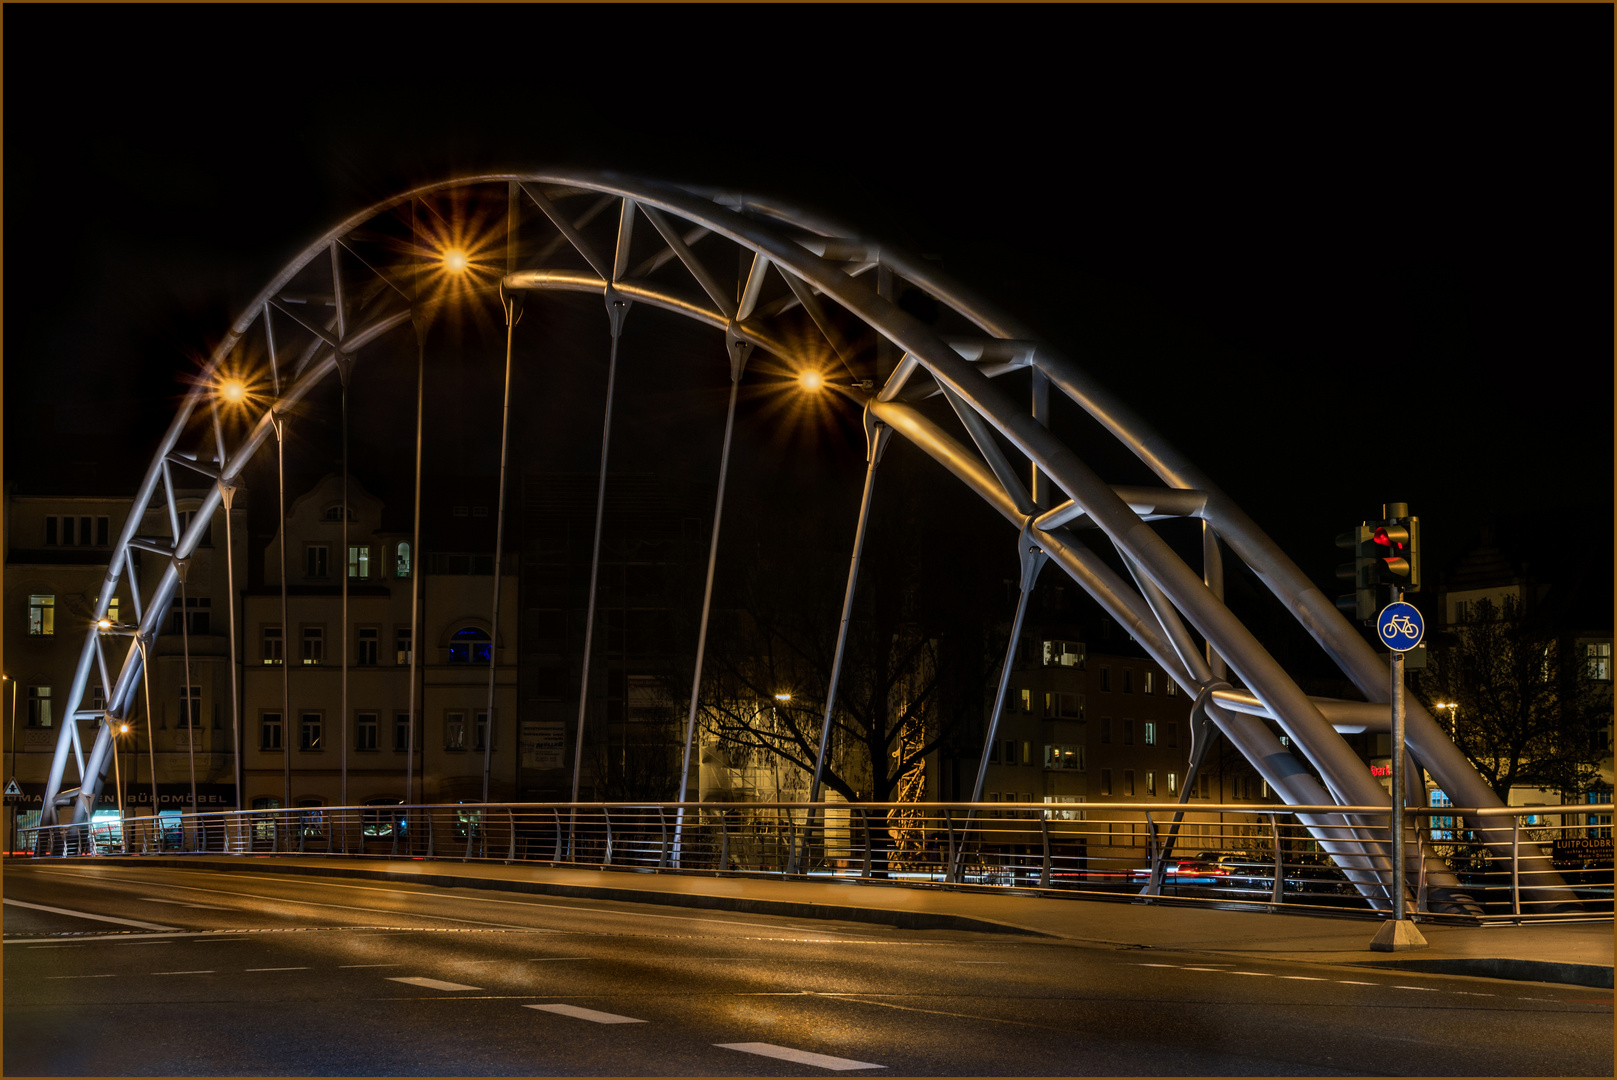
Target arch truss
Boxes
[43,171,1561,912]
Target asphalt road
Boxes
[4,862,1611,1077]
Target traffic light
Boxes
[1335,525,1377,622]
[1336,504,1421,622]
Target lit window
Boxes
[1019,689,1032,713]
[28,594,54,636]
[1144,721,1157,746]
[302,627,324,665]
[448,627,492,664]
[1165,680,1177,697]
[395,542,412,579]
[1146,771,1156,796]
[1168,772,1178,795]
[263,625,283,665]
[1586,642,1612,681]
[348,545,370,580]
[27,686,52,727]
[1143,671,1155,694]
[445,712,466,750]
[396,627,413,666]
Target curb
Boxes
[94,857,1049,938]
[1349,956,1614,990]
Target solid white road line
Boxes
[525,1003,646,1024]
[3,897,175,931]
[387,976,481,991]
[716,1043,884,1071]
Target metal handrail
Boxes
[18,801,1610,925]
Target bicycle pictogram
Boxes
[1381,614,1419,641]
[1376,602,1424,652]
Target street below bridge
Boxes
[4,861,1611,1076]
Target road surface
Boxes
[4,860,1611,1076]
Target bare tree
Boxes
[1415,595,1607,802]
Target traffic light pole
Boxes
[1371,582,1428,952]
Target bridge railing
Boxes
[17,801,1611,924]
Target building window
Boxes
[1099,666,1111,692]
[395,542,412,579]
[356,712,378,751]
[1004,738,1017,765]
[1586,642,1612,681]
[178,686,202,728]
[348,545,370,580]
[1143,671,1154,694]
[1166,723,1179,748]
[302,627,324,666]
[300,713,323,751]
[1123,719,1135,746]
[445,712,466,750]
[1146,771,1157,796]
[396,627,413,666]
[474,711,491,752]
[263,625,283,666]
[1043,640,1085,668]
[1123,770,1135,797]
[356,627,378,666]
[26,686,52,727]
[45,517,57,545]
[1165,680,1177,697]
[62,516,75,545]
[1047,692,1084,719]
[91,685,106,713]
[1043,744,1084,770]
[28,594,54,636]
[1144,721,1157,746]
[97,517,110,546]
[394,714,412,752]
[261,713,282,751]
[448,627,492,665]
[1100,718,1111,745]
[1022,740,1032,765]
[171,596,210,635]
[306,544,329,579]
[102,597,119,624]
[990,740,1001,764]
[1168,772,1178,795]
[1100,769,1113,796]
[1122,670,1134,694]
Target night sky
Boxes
[6,7,1610,644]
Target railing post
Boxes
[602,807,613,867]
[1270,814,1284,905]
[426,810,435,858]
[861,808,872,879]
[658,807,669,869]
[944,807,956,884]
[553,807,563,866]
[719,809,730,873]
[1040,811,1052,888]
[1145,812,1160,898]
[1511,815,1521,921]
[507,808,517,862]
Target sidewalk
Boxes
[57,855,1617,990]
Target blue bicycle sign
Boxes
[1377,601,1424,651]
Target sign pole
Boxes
[1371,590,1428,952]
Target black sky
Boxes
[5,7,1611,612]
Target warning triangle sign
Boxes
[4,778,21,796]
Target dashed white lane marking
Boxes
[528,956,589,962]
[339,963,399,968]
[246,967,307,972]
[138,897,228,910]
[154,970,214,975]
[1338,980,1378,985]
[1279,975,1327,981]
[1229,971,1274,976]
[1393,985,1440,992]
[525,1003,646,1024]
[46,974,116,979]
[387,976,481,991]
[716,1043,885,1071]
[1182,966,1223,971]
[956,961,1009,965]
[3,898,175,931]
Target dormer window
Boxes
[448,627,492,665]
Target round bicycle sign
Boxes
[1376,601,1424,651]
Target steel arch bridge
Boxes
[40,171,1557,912]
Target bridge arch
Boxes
[42,171,1545,911]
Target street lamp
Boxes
[798,370,825,392]
[443,248,469,273]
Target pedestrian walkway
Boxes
[37,854,1615,989]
